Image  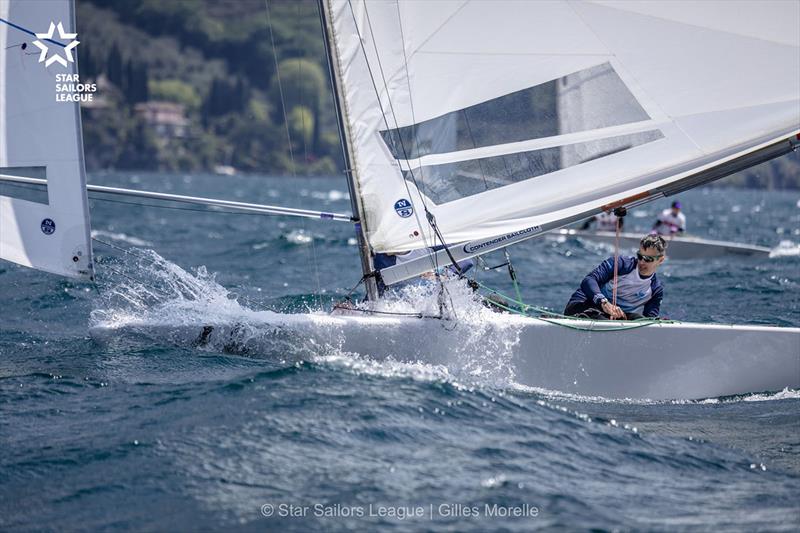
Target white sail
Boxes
[324,0,800,265]
[0,0,93,279]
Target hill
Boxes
[77,0,339,175]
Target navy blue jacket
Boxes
[567,256,664,317]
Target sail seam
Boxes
[587,1,800,49]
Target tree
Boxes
[269,58,327,154]
[287,105,314,150]
[106,43,123,88]
[150,79,200,109]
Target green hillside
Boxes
[77,0,339,174]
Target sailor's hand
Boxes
[601,301,626,320]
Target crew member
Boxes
[652,201,686,235]
[564,234,667,320]
[581,211,623,231]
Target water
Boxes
[1,173,799,531]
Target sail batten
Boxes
[395,120,665,170]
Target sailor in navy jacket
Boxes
[565,234,667,319]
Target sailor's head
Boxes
[670,200,682,215]
[637,234,667,276]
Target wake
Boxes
[89,250,522,389]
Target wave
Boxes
[91,229,153,247]
[687,387,800,404]
[510,383,800,406]
[769,240,800,258]
[89,251,521,388]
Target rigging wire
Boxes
[611,207,627,310]
[345,1,435,264]
[355,0,460,321]
[460,85,524,310]
[382,0,460,322]
[315,0,381,302]
[612,217,621,308]
[265,0,323,309]
[461,109,491,191]
[295,2,324,309]
[384,0,469,279]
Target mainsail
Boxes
[0,0,93,279]
[322,0,800,285]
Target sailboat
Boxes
[2,0,799,400]
[554,228,773,260]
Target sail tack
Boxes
[0,0,93,279]
[324,0,800,261]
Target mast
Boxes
[317,0,379,301]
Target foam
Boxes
[90,253,520,390]
[769,240,800,258]
[91,230,153,247]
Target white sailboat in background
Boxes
[555,229,773,260]
[1,0,799,399]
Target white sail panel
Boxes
[325,0,799,255]
[0,0,93,279]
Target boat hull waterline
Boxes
[90,312,800,401]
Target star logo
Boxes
[32,22,79,68]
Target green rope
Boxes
[474,280,671,332]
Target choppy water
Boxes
[1,173,799,531]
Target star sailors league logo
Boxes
[32,22,79,68]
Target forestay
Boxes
[324,0,800,271]
[0,0,93,279]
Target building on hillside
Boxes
[79,73,112,111]
[134,101,189,138]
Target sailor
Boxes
[652,201,686,235]
[581,211,623,231]
[564,234,667,320]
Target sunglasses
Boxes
[637,252,664,263]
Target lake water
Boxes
[1,173,799,531]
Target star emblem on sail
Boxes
[32,22,79,68]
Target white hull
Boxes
[558,229,771,259]
[90,311,800,401]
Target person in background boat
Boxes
[581,211,623,231]
[373,248,474,296]
[564,234,667,320]
[652,201,686,235]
